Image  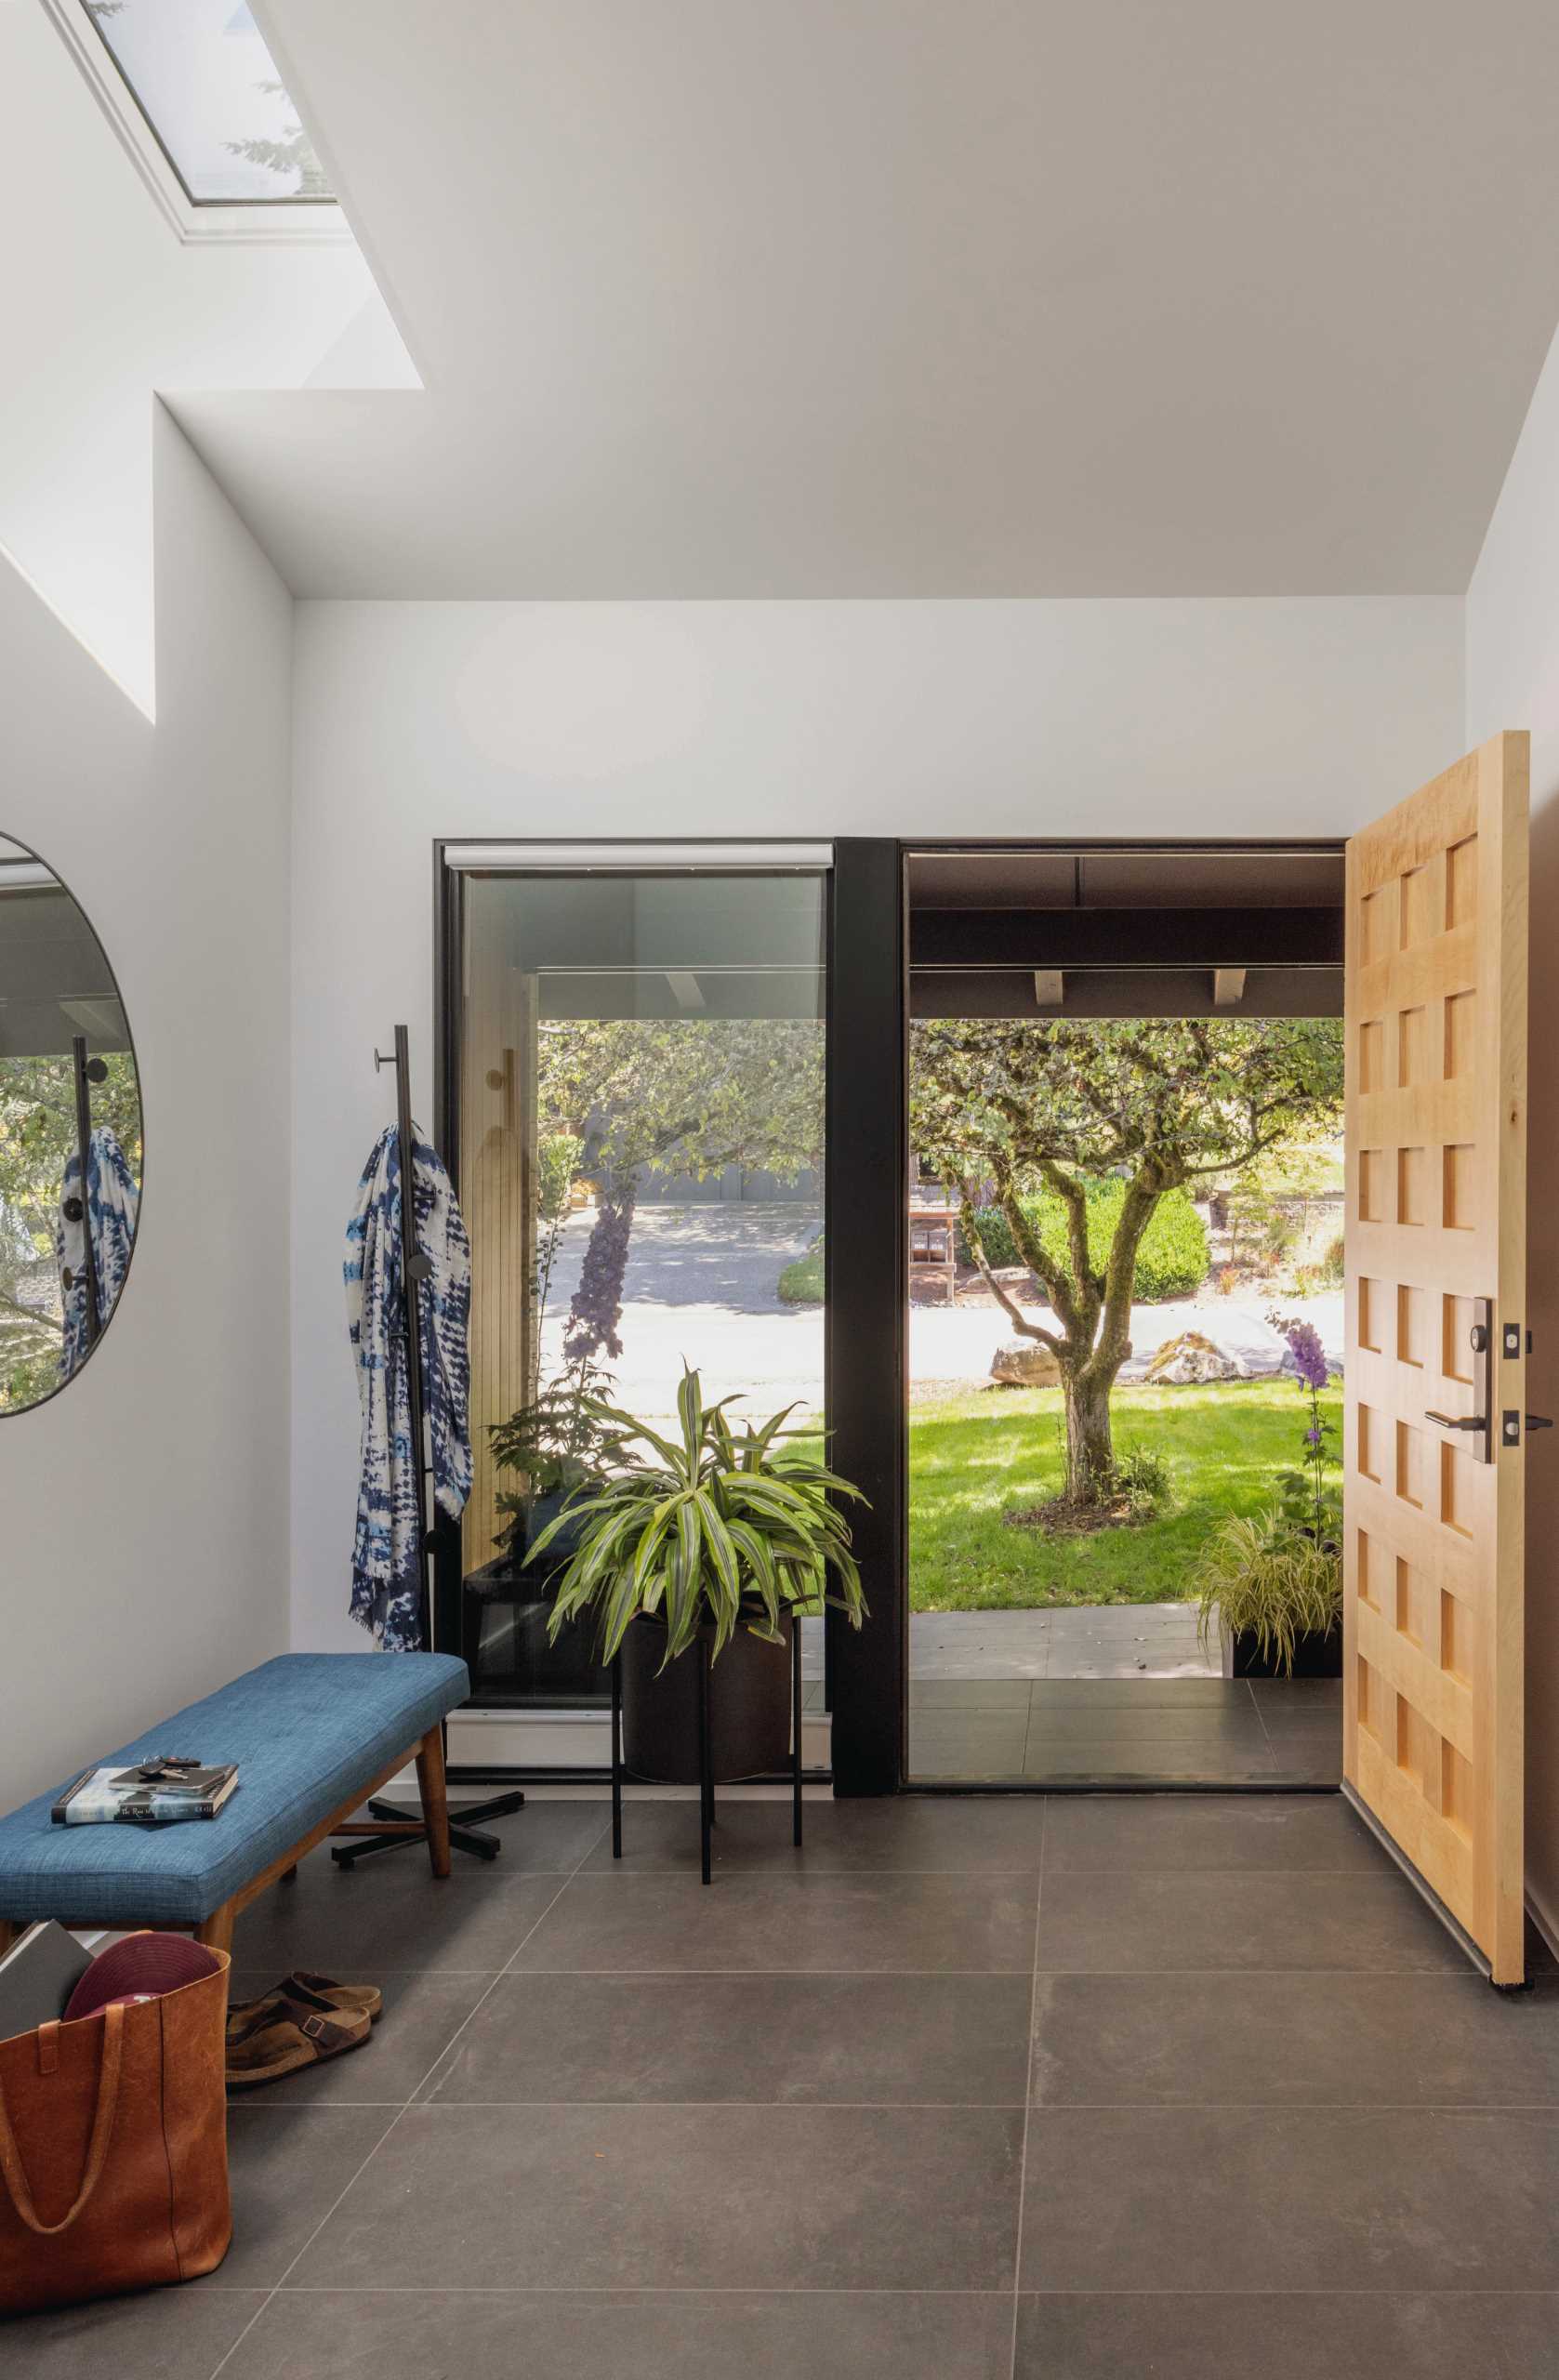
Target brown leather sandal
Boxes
[225,2000,371,2090]
[227,1971,383,2039]
[286,1970,383,2024]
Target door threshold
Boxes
[1340,1781,1518,1987]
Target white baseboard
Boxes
[446,1704,832,1776]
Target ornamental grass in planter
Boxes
[1195,1318,1343,1679]
[534,1367,868,1782]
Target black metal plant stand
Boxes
[334,1025,524,1868]
[611,1613,805,1884]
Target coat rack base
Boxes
[330,1786,525,1868]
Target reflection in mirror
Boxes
[0,835,142,1413]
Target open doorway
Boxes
[905,845,1345,1785]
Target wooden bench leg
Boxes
[415,1725,452,1880]
[195,1903,236,1957]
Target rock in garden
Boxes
[990,1341,1062,1387]
[1143,1329,1255,1385]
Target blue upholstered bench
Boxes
[0,1653,470,1958]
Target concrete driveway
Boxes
[535,1200,1341,1427]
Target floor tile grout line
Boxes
[554,1865,1398,1878]
[204,2096,1559,2113]
[408,1809,616,2104]
[204,1809,613,2380]
[356,2099,1559,2116]
[1247,1677,1288,1772]
[291,1859,1415,1882]
[201,2281,1559,2299]
[374,2098,1036,2111]
[1009,1792,1046,2380]
[230,2282,1559,2297]
[503,1964,1478,1977]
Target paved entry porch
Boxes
[803,1609,1341,1788]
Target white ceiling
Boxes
[175,0,1559,598]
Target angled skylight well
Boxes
[81,0,332,205]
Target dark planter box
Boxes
[1221,1619,1342,1680]
[463,1497,608,1705]
[621,1614,792,1784]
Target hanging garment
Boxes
[56,1128,140,1382]
[344,1124,472,1651]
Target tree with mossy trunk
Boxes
[910,1018,1344,1507]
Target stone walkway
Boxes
[802,1605,1217,1686]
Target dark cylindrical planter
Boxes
[1222,1620,1342,1679]
[621,1615,792,1783]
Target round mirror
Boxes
[0,834,142,1413]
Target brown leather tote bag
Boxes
[0,1946,231,2316]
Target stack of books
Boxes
[51,1761,240,1828]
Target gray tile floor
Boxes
[11,1792,1559,2378]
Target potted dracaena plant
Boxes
[532,1367,868,1783]
[1195,1318,1343,1678]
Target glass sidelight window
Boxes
[442,849,829,1712]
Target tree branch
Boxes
[1035,1157,1094,1307]
[1085,1161,1163,1384]
[957,1189,1065,1355]
[992,1165,1083,1339]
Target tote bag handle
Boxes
[0,2002,126,2236]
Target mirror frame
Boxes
[0,831,145,1419]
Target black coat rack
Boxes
[333,1025,524,1868]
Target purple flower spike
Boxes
[1286,1320,1329,1392]
[564,1182,637,1364]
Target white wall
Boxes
[1466,316,1559,1941]
[0,0,412,714]
[288,594,1464,1654]
[0,408,294,1810]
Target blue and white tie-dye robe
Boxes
[57,1127,140,1381]
[344,1125,472,1651]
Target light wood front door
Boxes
[1343,732,1530,1983]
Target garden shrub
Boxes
[962,1180,1209,1302]
[777,1229,825,1305]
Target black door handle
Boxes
[1426,1411,1486,1433]
[1527,1414,1553,1433]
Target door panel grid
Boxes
[1342,734,1528,1982]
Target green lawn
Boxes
[908,1378,1342,1612]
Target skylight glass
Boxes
[83,0,334,205]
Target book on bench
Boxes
[51,1764,240,1827]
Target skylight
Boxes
[82,0,334,206]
